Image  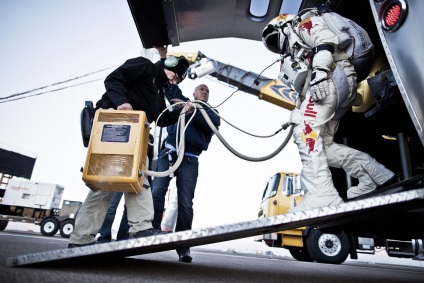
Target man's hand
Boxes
[310,69,331,102]
[169,99,186,110]
[168,99,194,114]
[183,101,195,115]
[117,103,133,110]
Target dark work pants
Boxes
[151,149,199,253]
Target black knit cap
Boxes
[165,56,190,82]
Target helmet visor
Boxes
[262,25,280,54]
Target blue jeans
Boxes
[152,149,199,235]
[97,192,130,243]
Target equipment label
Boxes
[101,124,130,143]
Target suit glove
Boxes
[310,68,331,102]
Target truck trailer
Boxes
[0,179,82,238]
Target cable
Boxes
[212,59,281,109]
[146,100,293,171]
[0,78,104,104]
[196,100,286,138]
[255,58,282,83]
[144,102,195,178]
[0,65,117,101]
[194,101,293,162]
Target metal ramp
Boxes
[7,187,424,267]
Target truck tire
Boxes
[306,228,350,264]
[0,220,8,231]
[40,218,60,236]
[289,247,314,262]
[60,219,75,238]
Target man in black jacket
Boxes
[68,49,190,248]
[151,84,221,263]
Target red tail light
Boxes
[379,0,408,32]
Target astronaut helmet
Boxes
[261,14,296,55]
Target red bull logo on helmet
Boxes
[277,14,292,21]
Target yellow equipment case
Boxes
[82,109,150,193]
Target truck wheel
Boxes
[60,219,75,238]
[288,247,314,262]
[40,218,60,236]
[306,228,350,264]
[0,220,8,231]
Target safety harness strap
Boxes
[310,44,334,60]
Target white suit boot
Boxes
[325,138,395,199]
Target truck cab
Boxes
[255,172,313,261]
[258,172,303,222]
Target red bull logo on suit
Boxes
[301,121,318,155]
[301,96,319,155]
[299,19,318,35]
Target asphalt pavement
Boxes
[1,230,423,283]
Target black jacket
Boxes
[164,86,221,156]
[96,57,181,126]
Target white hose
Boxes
[144,100,294,178]
[194,101,294,162]
[144,107,188,177]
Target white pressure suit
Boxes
[270,13,394,212]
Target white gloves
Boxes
[310,69,331,102]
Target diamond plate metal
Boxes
[7,188,424,267]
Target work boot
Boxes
[130,228,172,238]
[177,249,192,263]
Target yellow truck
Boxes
[255,172,422,264]
[255,172,351,263]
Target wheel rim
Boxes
[317,233,341,256]
[43,222,56,233]
[62,223,74,235]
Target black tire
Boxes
[40,218,60,236]
[288,247,315,262]
[0,220,8,231]
[306,228,350,264]
[60,219,75,238]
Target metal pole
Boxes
[397,133,412,180]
